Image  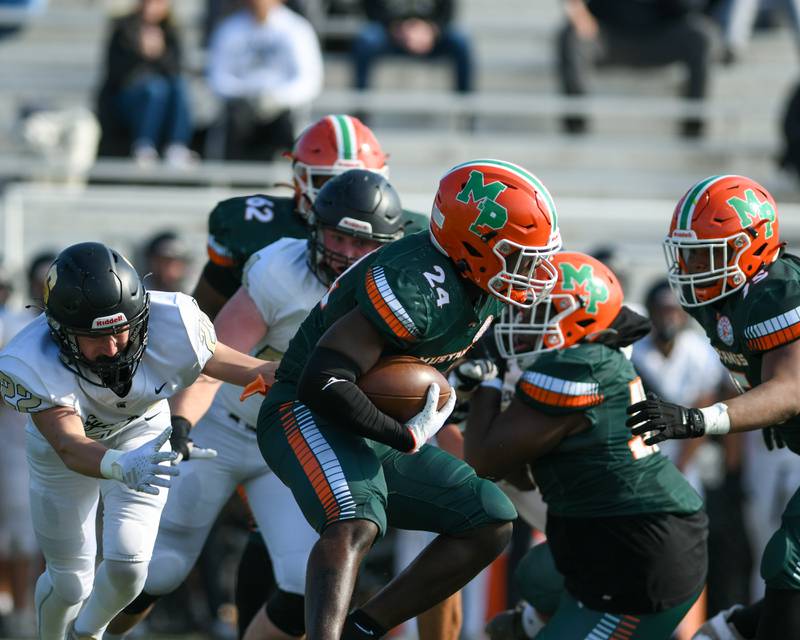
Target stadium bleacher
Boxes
[0,0,798,300]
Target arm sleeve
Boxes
[200,260,241,300]
[297,346,415,451]
[515,353,603,416]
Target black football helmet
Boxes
[308,169,405,285]
[44,242,150,395]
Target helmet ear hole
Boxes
[576,319,595,328]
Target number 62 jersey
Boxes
[0,291,216,441]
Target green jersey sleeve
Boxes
[515,350,604,415]
[355,262,432,349]
[742,272,800,353]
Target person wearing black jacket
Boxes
[557,0,719,138]
[352,0,473,93]
[97,0,195,166]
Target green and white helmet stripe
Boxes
[328,114,358,161]
[448,158,558,230]
[676,174,737,230]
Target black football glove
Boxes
[625,392,706,445]
[170,415,217,463]
[762,426,786,451]
[452,359,500,392]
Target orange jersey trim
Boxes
[365,267,418,341]
[207,244,237,268]
[746,322,800,351]
[519,379,603,409]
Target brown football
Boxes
[357,355,452,423]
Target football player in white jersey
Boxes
[108,170,406,640]
[0,242,277,640]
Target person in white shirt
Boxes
[207,0,323,161]
[0,242,276,640]
[108,170,405,640]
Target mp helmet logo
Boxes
[727,189,776,238]
[456,170,509,237]
[560,263,609,314]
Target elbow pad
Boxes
[298,347,414,452]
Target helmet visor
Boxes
[488,237,561,308]
[663,233,749,306]
[494,293,579,361]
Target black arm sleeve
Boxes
[201,260,242,299]
[297,346,415,452]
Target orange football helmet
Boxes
[288,115,388,220]
[495,252,623,359]
[664,175,781,307]
[430,159,561,308]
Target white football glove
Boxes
[100,427,180,495]
[405,383,457,453]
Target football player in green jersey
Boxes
[193,113,427,319]
[466,251,708,639]
[627,175,800,640]
[255,159,562,640]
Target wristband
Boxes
[479,378,503,391]
[100,448,125,480]
[699,402,731,435]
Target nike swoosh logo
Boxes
[154,382,167,394]
[353,622,375,636]
[322,376,346,391]
[144,412,160,422]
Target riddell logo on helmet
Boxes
[338,217,373,234]
[92,313,128,329]
[671,229,696,239]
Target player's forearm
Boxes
[169,374,221,426]
[725,377,800,432]
[298,346,415,451]
[202,342,277,388]
[50,433,107,477]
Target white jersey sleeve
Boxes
[0,315,75,414]
[218,238,324,425]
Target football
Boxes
[357,355,452,423]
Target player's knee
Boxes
[104,560,149,600]
[321,519,378,555]
[48,567,93,606]
[477,478,518,524]
[143,549,191,595]
[761,523,800,590]
[266,589,305,637]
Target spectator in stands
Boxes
[713,0,800,63]
[351,0,473,94]
[142,230,192,292]
[0,0,47,41]
[96,0,196,167]
[557,0,719,138]
[206,0,323,161]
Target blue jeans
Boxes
[115,74,193,148]
[352,22,473,93]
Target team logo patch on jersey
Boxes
[456,170,509,237]
[717,315,734,346]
